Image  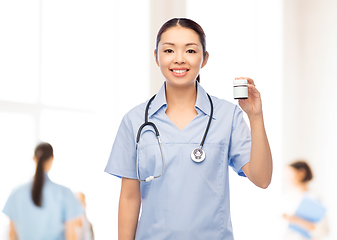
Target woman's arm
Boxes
[65,218,81,240]
[283,214,316,231]
[9,221,17,240]
[119,177,141,240]
[239,77,273,189]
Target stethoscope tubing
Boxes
[136,95,164,182]
[199,93,213,148]
[136,135,165,182]
[136,87,213,182]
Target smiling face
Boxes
[155,26,208,87]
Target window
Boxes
[0,1,150,238]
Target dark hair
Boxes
[31,142,53,207]
[290,160,313,183]
[155,18,207,83]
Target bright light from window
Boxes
[0,0,150,239]
[0,0,39,104]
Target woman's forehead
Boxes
[159,26,201,46]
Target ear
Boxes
[298,168,306,180]
[154,50,159,66]
[201,51,209,69]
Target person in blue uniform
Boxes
[2,142,83,240]
[105,18,273,240]
[282,161,329,239]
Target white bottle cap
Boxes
[233,79,248,86]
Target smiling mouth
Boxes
[171,69,189,73]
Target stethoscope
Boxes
[136,91,214,182]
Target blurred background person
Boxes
[2,142,83,240]
[282,160,329,240]
[75,192,94,240]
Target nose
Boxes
[174,52,185,64]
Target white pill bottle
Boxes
[233,79,248,99]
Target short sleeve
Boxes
[228,106,251,177]
[104,114,137,179]
[2,189,19,222]
[63,188,83,222]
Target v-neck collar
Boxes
[148,81,216,120]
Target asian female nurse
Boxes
[2,142,83,240]
[104,18,273,240]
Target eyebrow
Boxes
[162,42,198,46]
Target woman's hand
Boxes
[282,213,293,221]
[235,77,262,118]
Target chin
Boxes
[165,77,197,87]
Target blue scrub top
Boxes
[2,175,83,240]
[105,81,251,240]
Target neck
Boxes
[296,182,309,192]
[165,81,197,110]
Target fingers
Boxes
[247,84,260,98]
[233,77,258,93]
[235,77,255,86]
[247,83,258,92]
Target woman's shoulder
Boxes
[8,181,32,198]
[46,180,83,218]
[48,180,73,194]
[126,101,147,117]
[210,95,241,119]
[211,95,237,109]
[46,180,79,203]
[120,101,148,126]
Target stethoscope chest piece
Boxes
[191,148,205,163]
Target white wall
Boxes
[283,0,337,239]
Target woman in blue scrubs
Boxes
[3,142,83,240]
[105,18,273,240]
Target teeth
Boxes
[172,69,187,73]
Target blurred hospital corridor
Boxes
[1,0,337,239]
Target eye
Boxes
[164,49,173,53]
[187,49,196,53]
